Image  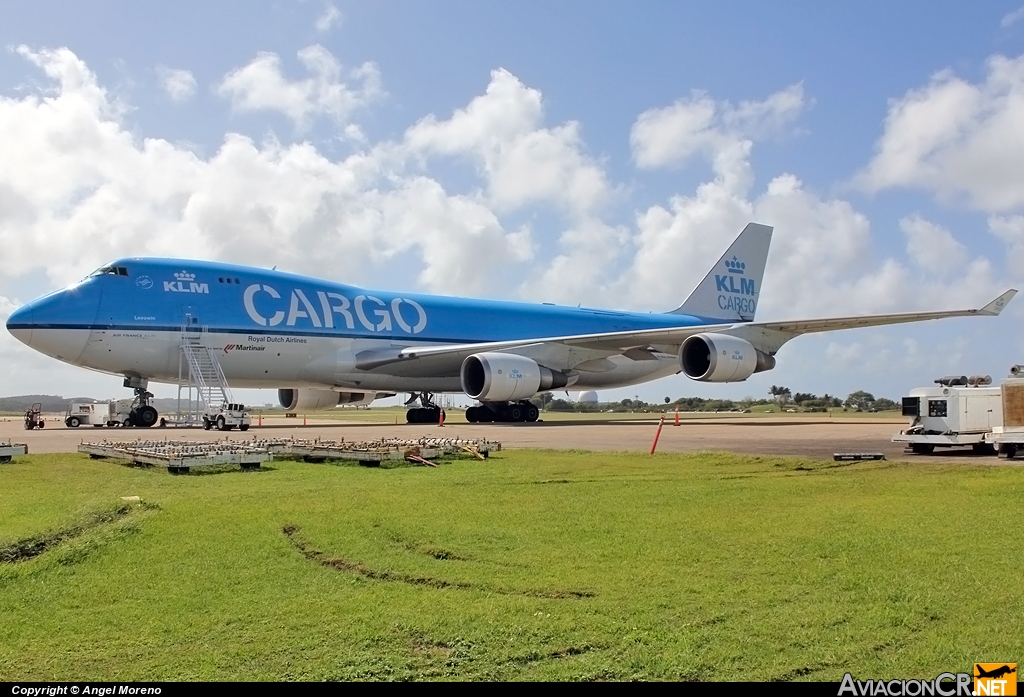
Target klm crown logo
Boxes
[164,270,208,294]
[725,257,745,274]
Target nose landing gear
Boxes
[122,377,160,428]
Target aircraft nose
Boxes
[6,286,93,363]
[5,302,34,347]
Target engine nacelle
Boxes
[278,388,380,411]
[461,353,569,402]
[679,333,775,382]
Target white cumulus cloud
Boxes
[611,88,1003,321]
[405,68,611,217]
[900,214,969,274]
[218,44,382,130]
[0,46,528,298]
[1002,6,1024,27]
[157,67,197,102]
[630,84,804,170]
[315,4,342,32]
[857,54,1024,212]
[988,215,1024,272]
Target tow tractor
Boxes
[202,403,251,431]
[23,403,45,430]
[892,375,999,454]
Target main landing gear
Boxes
[466,401,540,423]
[405,393,446,424]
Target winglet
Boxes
[977,289,1017,315]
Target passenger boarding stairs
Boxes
[173,324,233,425]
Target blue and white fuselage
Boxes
[6,257,695,393]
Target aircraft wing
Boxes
[754,289,1016,335]
[355,289,1016,371]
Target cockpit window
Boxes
[87,265,129,278]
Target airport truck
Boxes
[65,402,108,428]
[892,375,1000,454]
[202,403,251,431]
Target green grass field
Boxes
[1,450,1019,681]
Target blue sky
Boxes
[3,1,1024,406]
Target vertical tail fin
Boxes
[669,222,773,322]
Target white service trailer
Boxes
[64,402,108,428]
[984,376,1024,457]
[892,381,1001,454]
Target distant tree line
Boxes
[533,388,900,413]
[769,387,897,412]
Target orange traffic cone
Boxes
[674,405,679,426]
[438,409,445,427]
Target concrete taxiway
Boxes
[1,413,1011,463]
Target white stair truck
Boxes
[892,375,1000,454]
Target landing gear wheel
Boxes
[507,404,524,422]
[525,404,539,422]
[466,406,479,423]
[136,406,159,429]
[123,418,133,428]
[406,407,442,424]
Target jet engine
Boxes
[461,353,570,402]
[278,388,382,411]
[679,333,775,382]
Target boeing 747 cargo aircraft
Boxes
[6,224,1016,425]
